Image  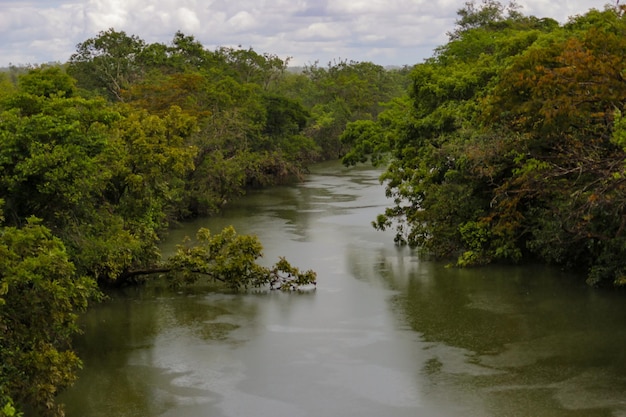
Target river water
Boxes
[61,161,626,417]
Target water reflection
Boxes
[64,288,262,417]
[380,252,626,417]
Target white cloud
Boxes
[0,0,611,67]
[228,10,257,31]
[176,7,201,32]
[329,0,392,14]
[85,0,129,29]
[518,0,608,22]
[296,22,349,40]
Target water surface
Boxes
[62,161,626,417]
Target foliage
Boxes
[447,0,524,40]
[342,2,626,286]
[0,218,99,417]
[165,226,316,291]
[68,28,147,101]
[1,49,335,414]
[17,67,76,99]
[0,93,118,232]
[218,46,291,90]
[294,60,409,159]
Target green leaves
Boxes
[0,94,116,229]
[17,66,76,98]
[1,400,22,417]
[165,226,316,291]
[0,219,99,417]
[340,120,387,166]
[68,28,147,101]
[611,109,626,150]
[341,2,626,286]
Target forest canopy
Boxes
[342,1,626,287]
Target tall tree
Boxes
[68,28,147,101]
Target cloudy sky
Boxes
[0,0,610,68]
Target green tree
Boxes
[0,93,117,231]
[301,60,407,158]
[68,28,147,101]
[17,66,75,98]
[360,5,545,252]
[126,226,317,291]
[0,217,99,417]
[0,67,197,285]
[447,0,523,40]
[165,31,221,71]
[343,3,626,286]
[480,6,626,285]
[218,46,290,90]
[0,73,16,102]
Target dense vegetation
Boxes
[3,1,626,415]
[342,1,626,287]
[0,31,406,416]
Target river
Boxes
[60,161,626,417]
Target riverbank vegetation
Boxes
[343,1,626,289]
[0,31,406,416]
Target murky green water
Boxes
[61,161,626,417]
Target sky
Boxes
[0,0,612,68]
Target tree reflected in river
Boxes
[377,252,626,417]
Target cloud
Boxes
[294,0,329,17]
[85,0,130,29]
[0,0,610,67]
[228,10,258,32]
[518,0,608,22]
[176,7,201,32]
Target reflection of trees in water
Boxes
[62,289,164,416]
[63,280,320,416]
[375,256,626,417]
[243,174,362,243]
[62,286,261,416]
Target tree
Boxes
[218,46,291,90]
[68,28,147,101]
[165,31,220,71]
[301,60,407,159]
[342,4,626,286]
[0,217,99,417]
[447,0,523,40]
[124,226,317,291]
[0,93,117,231]
[357,6,543,252]
[479,6,626,285]
[17,66,75,98]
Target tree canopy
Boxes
[342,2,626,287]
